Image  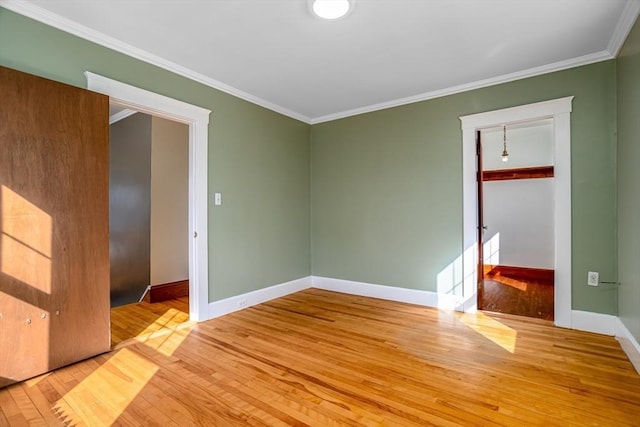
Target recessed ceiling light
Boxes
[312,0,351,20]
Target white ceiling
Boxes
[3,0,639,123]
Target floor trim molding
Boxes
[571,310,618,335]
[311,276,461,310]
[208,276,312,319]
[571,310,640,374]
[615,318,640,374]
[147,280,189,303]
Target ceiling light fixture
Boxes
[501,125,509,162]
[312,0,351,20]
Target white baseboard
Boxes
[208,276,312,319]
[569,310,640,375]
[311,276,462,310]
[571,310,618,336]
[614,318,640,375]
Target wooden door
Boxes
[0,66,110,388]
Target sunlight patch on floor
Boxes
[454,311,518,353]
[53,347,158,425]
[489,274,528,291]
[137,307,189,337]
[139,323,193,357]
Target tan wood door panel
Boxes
[0,66,110,387]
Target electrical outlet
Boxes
[237,298,248,309]
[587,271,599,287]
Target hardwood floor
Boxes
[1,289,638,426]
[482,268,554,321]
[110,296,190,348]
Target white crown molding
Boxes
[311,51,610,124]
[607,0,640,56]
[3,0,633,125]
[109,108,137,125]
[0,0,311,124]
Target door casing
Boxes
[460,97,573,328]
[86,72,211,322]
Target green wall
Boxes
[617,16,640,340]
[0,7,628,317]
[0,8,311,302]
[311,61,618,314]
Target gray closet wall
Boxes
[109,112,151,307]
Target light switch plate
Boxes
[214,192,222,206]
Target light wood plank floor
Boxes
[110,296,191,348]
[1,289,638,426]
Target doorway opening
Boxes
[476,120,555,320]
[108,109,191,346]
[85,72,212,340]
[460,97,573,328]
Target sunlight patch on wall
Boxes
[54,348,158,425]
[1,185,52,293]
[483,232,500,266]
[437,244,477,307]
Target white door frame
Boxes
[460,97,573,328]
[85,72,211,322]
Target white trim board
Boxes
[86,72,212,322]
[459,97,574,329]
[608,0,640,56]
[312,276,462,310]
[109,108,136,125]
[2,0,637,125]
[615,318,640,374]
[571,310,618,336]
[205,276,458,319]
[572,310,640,375]
[208,277,312,319]
[310,51,608,124]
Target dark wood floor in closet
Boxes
[482,270,554,321]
